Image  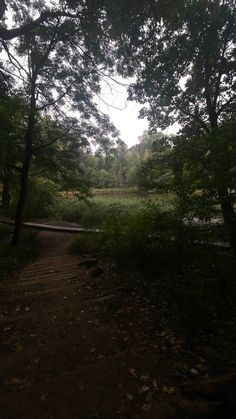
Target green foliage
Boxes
[128,0,236,132]
[6,178,59,220]
[70,198,236,340]
[23,179,59,219]
[137,135,174,191]
[70,200,183,265]
[56,195,146,227]
[124,0,236,248]
[70,233,103,256]
[92,187,140,195]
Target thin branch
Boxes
[1,39,30,78]
[217,94,236,116]
[33,120,78,152]
[37,80,77,111]
[213,23,231,108]
[96,93,128,111]
[0,66,29,84]
[75,43,129,87]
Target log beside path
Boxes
[0,219,100,234]
[0,218,231,248]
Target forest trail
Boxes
[0,231,174,419]
[0,231,234,419]
[0,232,127,418]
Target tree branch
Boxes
[1,39,30,78]
[37,80,77,111]
[176,104,210,134]
[217,94,236,116]
[0,10,80,41]
[33,121,78,152]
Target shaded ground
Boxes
[0,229,236,419]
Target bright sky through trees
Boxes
[98,78,180,147]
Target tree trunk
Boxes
[12,78,36,245]
[206,107,236,251]
[218,185,236,251]
[1,174,11,207]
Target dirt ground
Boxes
[0,230,235,419]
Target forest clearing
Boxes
[1,0,236,418]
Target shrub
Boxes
[8,178,59,220]
[70,201,179,267]
[70,233,102,256]
[24,179,58,219]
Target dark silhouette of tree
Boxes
[1,3,118,244]
[125,0,236,249]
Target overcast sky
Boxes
[98,77,180,148]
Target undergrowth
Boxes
[70,202,236,341]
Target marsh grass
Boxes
[56,193,174,227]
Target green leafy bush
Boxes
[70,201,179,267]
[70,233,102,256]
[8,179,59,220]
[24,179,58,219]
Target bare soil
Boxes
[0,230,235,419]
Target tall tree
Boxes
[0,91,27,207]
[1,2,117,244]
[0,1,185,42]
[125,0,236,249]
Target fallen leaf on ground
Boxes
[128,368,137,377]
[139,385,149,393]
[152,380,158,389]
[190,368,199,375]
[140,374,150,382]
[142,403,152,412]
[126,393,133,400]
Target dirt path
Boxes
[1,231,169,419]
[1,231,233,418]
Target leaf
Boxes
[140,374,150,382]
[128,367,137,377]
[142,403,152,412]
[8,377,19,385]
[126,393,133,400]
[15,344,23,352]
[139,385,149,393]
[152,379,158,389]
[168,386,176,395]
[190,368,199,375]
